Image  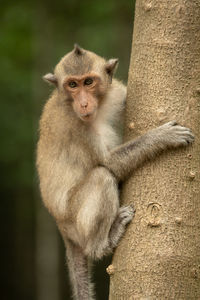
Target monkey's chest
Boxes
[91,123,120,159]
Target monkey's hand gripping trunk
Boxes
[103,121,194,182]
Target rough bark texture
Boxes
[109,1,200,299]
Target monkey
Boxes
[36,44,194,300]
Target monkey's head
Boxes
[43,44,118,122]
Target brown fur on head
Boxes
[43,44,118,122]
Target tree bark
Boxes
[109,1,200,299]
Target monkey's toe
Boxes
[118,205,135,225]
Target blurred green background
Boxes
[0,0,135,299]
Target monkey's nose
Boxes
[81,102,88,108]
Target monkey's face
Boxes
[43,45,119,123]
[64,73,102,122]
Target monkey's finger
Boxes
[172,125,193,132]
[167,120,178,126]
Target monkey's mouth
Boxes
[80,111,96,122]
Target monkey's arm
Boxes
[103,121,194,181]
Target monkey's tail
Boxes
[65,240,95,300]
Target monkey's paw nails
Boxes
[160,121,194,147]
[118,205,135,226]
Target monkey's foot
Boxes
[117,205,135,226]
[108,205,135,250]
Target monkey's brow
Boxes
[64,73,101,82]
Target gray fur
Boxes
[104,121,194,181]
[64,240,94,300]
[63,51,93,76]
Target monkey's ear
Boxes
[74,44,84,55]
[105,58,119,77]
[43,73,58,86]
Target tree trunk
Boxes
[109,1,200,299]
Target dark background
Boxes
[0,0,135,299]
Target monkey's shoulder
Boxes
[110,79,127,101]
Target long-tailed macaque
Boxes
[36,44,194,300]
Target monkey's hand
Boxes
[152,120,194,148]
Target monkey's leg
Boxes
[74,167,134,260]
[75,167,119,259]
[59,167,135,300]
[103,121,194,181]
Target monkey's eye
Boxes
[68,81,77,88]
[84,78,93,85]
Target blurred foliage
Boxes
[0,0,134,299]
[0,1,34,188]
